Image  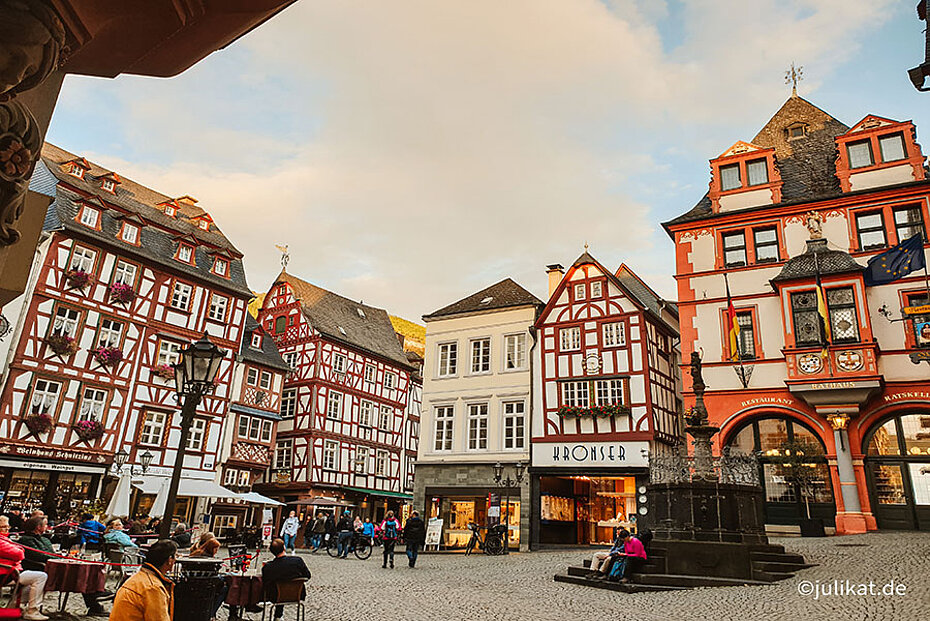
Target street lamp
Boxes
[492,461,527,554]
[160,333,226,538]
[113,449,154,476]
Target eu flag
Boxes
[863,234,927,285]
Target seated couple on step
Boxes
[586,529,648,583]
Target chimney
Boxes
[546,264,565,298]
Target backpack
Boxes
[382,520,398,540]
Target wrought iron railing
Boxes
[648,447,761,486]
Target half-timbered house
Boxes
[0,144,251,523]
[531,252,681,547]
[254,272,417,523]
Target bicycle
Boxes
[326,530,373,560]
[463,522,506,556]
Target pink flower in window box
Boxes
[91,345,123,367]
[65,268,92,290]
[73,419,104,442]
[108,282,136,305]
[45,334,78,357]
[153,364,175,380]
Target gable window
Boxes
[52,306,80,337]
[561,381,590,407]
[574,283,586,300]
[322,440,339,470]
[355,446,369,474]
[68,162,85,178]
[753,227,779,263]
[207,293,227,322]
[791,291,823,347]
[326,391,343,418]
[855,212,887,250]
[198,219,210,231]
[176,244,194,264]
[503,401,525,450]
[101,179,116,193]
[787,124,807,139]
[79,207,99,229]
[437,342,457,377]
[746,158,769,186]
[30,379,61,416]
[467,403,489,450]
[112,260,136,286]
[722,231,747,267]
[70,246,96,273]
[274,316,286,334]
[826,287,860,343]
[213,258,228,277]
[847,140,874,169]
[251,333,262,349]
[894,205,926,243]
[560,326,581,351]
[375,450,388,476]
[139,411,167,445]
[79,387,108,422]
[470,338,491,373]
[602,322,625,347]
[364,363,376,383]
[720,163,741,191]
[96,318,123,348]
[878,133,906,162]
[434,406,454,452]
[591,281,603,298]
[504,333,527,370]
[120,223,139,244]
[280,389,297,418]
[260,370,272,390]
[164,205,177,218]
[333,353,347,374]
[384,372,395,389]
[359,400,375,427]
[380,405,392,431]
[275,439,292,469]
[186,418,206,451]
[170,281,192,310]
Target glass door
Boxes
[866,462,915,530]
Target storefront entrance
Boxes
[537,475,640,545]
[864,413,930,530]
[0,467,101,519]
[425,489,521,549]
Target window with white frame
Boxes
[574,283,586,299]
[177,244,194,263]
[380,405,392,431]
[213,258,228,277]
[504,333,526,370]
[437,342,457,377]
[29,379,61,416]
[224,468,239,486]
[591,281,603,297]
[246,417,260,441]
[112,260,136,286]
[355,446,369,474]
[283,352,298,370]
[561,381,590,407]
[434,406,454,451]
[246,368,258,386]
[364,364,376,383]
[79,386,107,422]
[157,340,182,366]
[238,415,250,438]
[261,420,272,442]
[275,439,292,469]
[595,379,625,405]
[163,204,176,218]
[120,223,139,244]
[384,372,395,389]
[238,470,251,487]
[333,353,347,374]
[170,281,192,310]
[260,370,272,390]
[560,326,581,351]
[52,307,80,337]
[280,389,297,418]
[139,411,167,445]
[102,178,116,193]
[602,322,625,347]
[79,207,99,228]
[251,333,262,349]
[467,403,489,450]
[187,418,206,451]
[96,318,123,348]
[470,338,491,373]
[208,294,227,322]
[70,246,96,273]
[326,391,343,418]
[375,450,388,476]
[323,440,339,470]
[359,400,375,427]
[503,401,525,450]
[69,162,85,178]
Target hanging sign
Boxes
[903,304,930,315]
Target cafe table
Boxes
[45,557,107,612]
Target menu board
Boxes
[425,518,444,546]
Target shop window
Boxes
[753,227,779,263]
[826,287,860,343]
[722,231,747,267]
[894,205,926,243]
[855,212,887,250]
[878,133,907,162]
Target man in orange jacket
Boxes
[109,539,177,621]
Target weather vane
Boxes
[785,62,803,96]
[275,244,289,269]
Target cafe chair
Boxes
[0,562,22,618]
[107,548,142,590]
[261,578,307,621]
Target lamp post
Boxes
[113,448,154,476]
[160,334,226,539]
[492,461,526,554]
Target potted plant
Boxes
[23,413,53,437]
[108,282,136,305]
[556,405,585,418]
[152,364,175,380]
[773,439,827,537]
[91,345,123,368]
[64,268,92,290]
[72,419,105,443]
[44,333,78,357]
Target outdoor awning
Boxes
[292,496,356,507]
[132,478,240,499]
[238,491,285,506]
[344,486,413,500]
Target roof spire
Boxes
[584,241,589,252]
[275,244,289,269]
[785,62,803,97]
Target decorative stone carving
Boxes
[0,99,42,245]
[0,0,66,101]
[805,210,824,239]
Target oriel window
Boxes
[826,287,860,343]
[790,291,822,347]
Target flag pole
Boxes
[813,250,833,374]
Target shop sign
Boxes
[425,518,443,547]
[903,304,930,316]
[739,397,795,409]
[884,390,930,402]
[532,441,649,468]
[0,442,108,466]
[1,458,107,474]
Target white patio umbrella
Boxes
[148,477,171,519]
[238,491,285,506]
[105,470,132,518]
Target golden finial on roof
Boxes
[785,62,803,97]
[584,241,589,252]
[275,244,289,269]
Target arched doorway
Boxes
[726,415,836,526]
[863,413,930,530]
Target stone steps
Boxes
[632,573,774,588]
[750,551,807,564]
[553,573,689,593]
[752,560,816,573]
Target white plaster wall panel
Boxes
[849,164,916,191]
[718,188,773,212]
[693,303,724,361]
[631,343,642,372]
[631,376,645,404]
[630,325,640,341]
[579,416,594,435]
[687,231,717,273]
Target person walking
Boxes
[309,512,326,552]
[109,539,177,621]
[403,511,427,568]
[336,511,353,559]
[280,510,300,553]
[379,511,402,569]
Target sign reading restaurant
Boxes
[532,441,649,468]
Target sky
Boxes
[45,0,930,322]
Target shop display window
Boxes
[6,471,50,513]
[540,476,639,545]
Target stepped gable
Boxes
[423,278,543,320]
[665,95,851,227]
[277,271,412,368]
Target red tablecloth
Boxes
[45,559,107,594]
[225,575,263,607]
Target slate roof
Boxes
[771,239,865,283]
[37,143,250,296]
[664,95,855,229]
[277,271,413,369]
[423,278,543,320]
[615,264,678,319]
[238,314,291,372]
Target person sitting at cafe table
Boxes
[77,513,105,551]
[19,516,111,617]
[171,523,192,549]
[263,538,311,620]
[104,519,139,551]
[109,539,177,621]
[0,515,49,620]
[189,532,220,557]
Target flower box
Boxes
[73,419,104,442]
[45,334,78,357]
[65,268,92,290]
[556,404,631,418]
[91,345,123,368]
[152,364,175,380]
[23,413,53,436]
[108,282,136,305]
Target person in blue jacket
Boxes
[104,519,139,551]
[78,513,105,549]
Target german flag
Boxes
[815,276,831,358]
[725,274,740,361]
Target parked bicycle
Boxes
[326,530,373,560]
[464,522,506,556]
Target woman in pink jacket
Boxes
[0,515,49,620]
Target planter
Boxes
[91,345,123,368]
[72,419,104,442]
[44,334,78,357]
[108,282,136,305]
[556,404,632,418]
[65,268,92,290]
[23,413,53,436]
[799,518,826,537]
[152,364,175,380]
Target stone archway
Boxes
[863,412,930,530]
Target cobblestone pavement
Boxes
[46,532,930,621]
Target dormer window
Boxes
[176,243,194,263]
[213,258,228,277]
[68,163,85,178]
[120,223,139,244]
[79,207,99,229]
[746,159,769,186]
[164,205,176,218]
[251,333,262,349]
[720,164,741,191]
[199,220,210,231]
[101,179,115,193]
[847,140,874,169]
[879,133,906,162]
[786,123,808,140]
[835,117,926,193]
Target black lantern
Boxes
[114,448,129,470]
[140,450,154,473]
[175,333,227,396]
[492,462,504,482]
[514,461,526,481]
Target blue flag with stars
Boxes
[863,234,926,286]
